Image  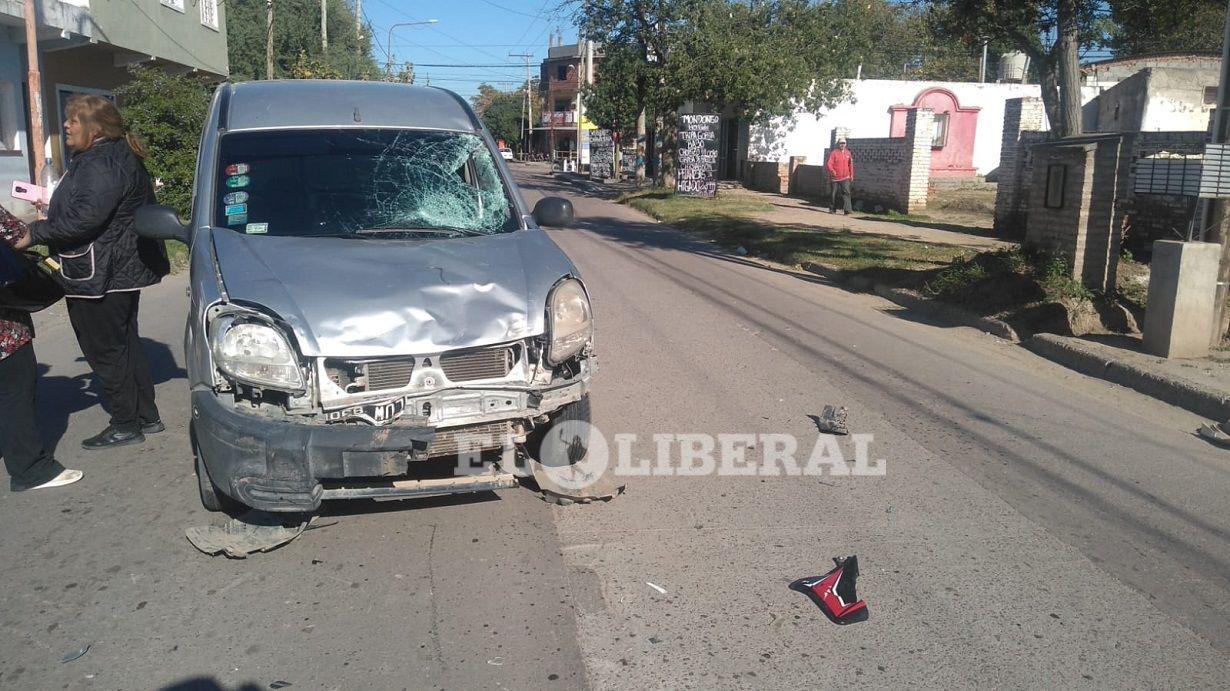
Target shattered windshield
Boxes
[214,129,518,238]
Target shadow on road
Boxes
[162,678,264,691]
[320,490,503,519]
[36,337,187,454]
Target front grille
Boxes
[365,359,415,391]
[426,421,513,458]
[441,346,514,382]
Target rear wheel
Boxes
[192,424,246,516]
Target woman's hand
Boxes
[33,201,48,220]
[11,228,32,251]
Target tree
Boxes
[227,0,381,81]
[1107,0,1225,56]
[472,83,540,150]
[854,1,1007,81]
[389,62,416,84]
[927,0,1100,137]
[116,67,214,216]
[578,0,865,187]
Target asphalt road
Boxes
[1,163,1228,689]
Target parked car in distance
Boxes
[134,81,593,514]
[500,147,515,161]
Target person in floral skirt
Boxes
[1,208,82,490]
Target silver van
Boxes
[135,81,594,513]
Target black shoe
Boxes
[141,420,166,434]
[81,426,146,450]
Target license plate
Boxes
[326,397,419,425]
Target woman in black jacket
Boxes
[13,95,169,450]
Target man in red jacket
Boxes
[826,139,854,215]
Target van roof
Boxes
[220,80,481,133]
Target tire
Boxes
[192,424,246,516]
[526,394,592,467]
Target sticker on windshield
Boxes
[225,175,250,189]
[223,191,248,205]
[245,223,268,235]
[227,213,248,225]
[225,163,251,176]
[224,203,247,216]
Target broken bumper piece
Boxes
[192,390,437,512]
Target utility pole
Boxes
[510,53,533,158]
[23,0,45,186]
[575,39,590,171]
[355,0,362,39]
[266,0,274,79]
[980,41,988,83]
[1204,0,1230,344]
[321,0,328,52]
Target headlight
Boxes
[209,316,305,391]
[547,278,593,365]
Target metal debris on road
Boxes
[487,657,505,666]
[812,405,849,435]
[60,645,90,663]
[270,681,293,689]
[1197,422,1230,447]
[790,555,869,625]
[185,511,314,558]
[526,457,626,505]
[646,582,668,595]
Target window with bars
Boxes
[200,0,218,29]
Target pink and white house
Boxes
[888,87,981,178]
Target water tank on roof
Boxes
[998,52,1029,83]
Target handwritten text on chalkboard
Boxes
[676,114,720,198]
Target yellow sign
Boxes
[580,116,599,131]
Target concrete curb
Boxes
[1024,333,1230,421]
[872,285,1020,342]
[799,261,1018,342]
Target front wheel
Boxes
[526,395,591,467]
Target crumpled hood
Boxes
[211,229,578,357]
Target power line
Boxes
[413,63,525,67]
[474,0,549,20]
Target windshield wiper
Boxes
[353,227,487,237]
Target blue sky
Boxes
[362,0,578,100]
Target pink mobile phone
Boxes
[11,181,49,205]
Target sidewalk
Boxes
[552,168,1230,421]
[723,187,1011,251]
[555,168,1011,252]
[1025,334,1230,421]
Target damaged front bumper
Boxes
[192,375,590,512]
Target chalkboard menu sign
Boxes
[589,129,616,180]
[676,114,720,197]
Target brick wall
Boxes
[744,161,789,193]
[993,97,1046,236]
[1026,144,1097,277]
[795,116,935,213]
[792,164,827,198]
[903,109,935,214]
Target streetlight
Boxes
[386,19,438,78]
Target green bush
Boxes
[116,66,214,217]
[922,258,987,300]
[1031,250,1095,301]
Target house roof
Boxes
[221,80,481,133]
[1082,52,1220,72]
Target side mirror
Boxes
[133,204,190,244]
[533,197,575,228]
